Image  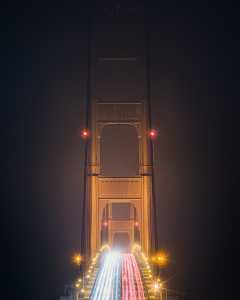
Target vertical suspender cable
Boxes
[81,11,92,261]
[145,10,158,254]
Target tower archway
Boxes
[100,202,140,251]
[112,232,130,253]
[100,124,138,177]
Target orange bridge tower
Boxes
[81,8,158,265]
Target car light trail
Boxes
[122,254,145,300]
[90,252,121,300]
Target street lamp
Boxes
[183,293,195,300]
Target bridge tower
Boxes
[81,9,158,264]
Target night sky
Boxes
[2,1,239,300]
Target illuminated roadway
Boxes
[122,254,145,300]
[89,253,146,300]
[90,252,121,300]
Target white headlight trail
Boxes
[90,252,121,300]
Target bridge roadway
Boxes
[89,253,146,300]
[89,252,121,300]
[122,254,145,300]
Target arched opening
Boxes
[112,203,130,221]
[112,232,130,253]
[100,202,140,246]
[100,124,138,177]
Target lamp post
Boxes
[183,293,195,300]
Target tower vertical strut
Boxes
[81,11,92,265]
[145,11,158,254]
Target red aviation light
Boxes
[149,130,156,138]
[103,221,108,226]
[135,221,139,227]
[81,129,89,138]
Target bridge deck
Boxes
[77,253,161,300]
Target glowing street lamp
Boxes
[72,253,82,266]
[158,257,164,261]
[132,245,140,253]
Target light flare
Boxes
[71,253,83,266]
[100,245,111,252]
[81,129,89,138]
[149,129,157,138]
[132,245,140,253]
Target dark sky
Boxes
[2,1,239,300]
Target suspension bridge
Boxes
[60,5,167,300]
